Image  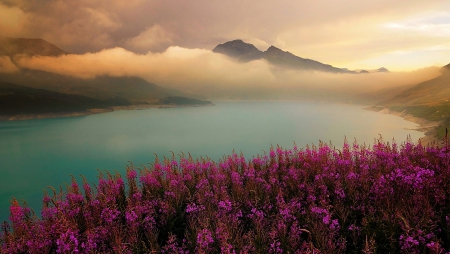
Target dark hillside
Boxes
[0,82,129,116]
[0,70,184,103]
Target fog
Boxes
[0,56,19,73]
[12,46,442,101]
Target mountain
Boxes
[264,45,353,73]
[377,64,450,121]
[377,67,389,73]
[0,37,189,104]
[0,82,129,117]
[213,40,263,62]
[356,67,390,73]
[0,36,67,57]
[213,39,354,73]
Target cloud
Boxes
[13,46,442,100]
[125,25,175,53]
[1,0,449,70]
[14,47,275,88]
[0,3,26,37]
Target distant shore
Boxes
[364,105,441,145]
[0,103,215,121]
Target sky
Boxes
[1,0,449,71]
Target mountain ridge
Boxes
[213,39,356,73]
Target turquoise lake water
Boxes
[0,101,423,222]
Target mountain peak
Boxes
[212,39,262,61]
[377,67,389,73]
[263,45,296,59]
[266,45,282,51]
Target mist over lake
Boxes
[0,101,423,222]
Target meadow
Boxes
[1,136,449,253]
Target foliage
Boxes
[1,138,450,253]
[435,117,450,140]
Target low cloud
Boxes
[13,46,442,101]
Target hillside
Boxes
[0,82,130,117]
[0,36,67,57]
[369,64,450,141]
[378,65,450,121]
[0,69,184,103]
[213,39,355,73]
[382,69,450,107]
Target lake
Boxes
[0,101,423,222]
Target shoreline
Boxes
[0,103,215,121]
[364,106,441,145]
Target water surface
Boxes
[0,101,422,222]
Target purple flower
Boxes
[197,229,214,250]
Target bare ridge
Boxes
[0,36,67,57]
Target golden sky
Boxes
[1,0,449,71]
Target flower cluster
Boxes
[1,138,450,253]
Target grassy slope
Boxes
[379,67,450,139]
